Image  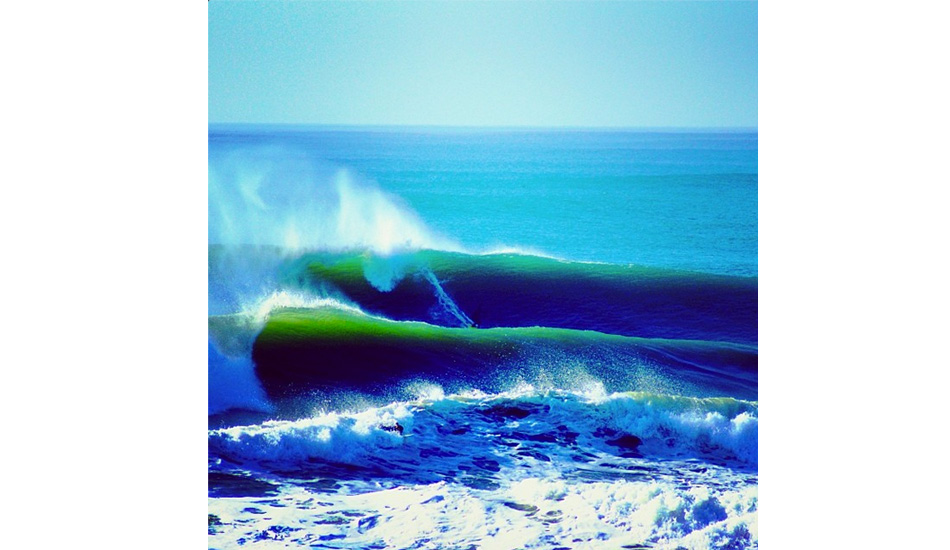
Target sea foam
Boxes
[209,388,758,466]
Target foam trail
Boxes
[422,269,474,327]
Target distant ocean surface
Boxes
[208,126,758,549]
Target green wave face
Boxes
[252,307,757,404]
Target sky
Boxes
[209,1,757,128]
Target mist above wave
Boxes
[209,146,459,254]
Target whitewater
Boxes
[208,126,758,549]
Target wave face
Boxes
[207,246,759,411]
[250,306,757,408]
[208,127,758,549]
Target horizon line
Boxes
[208,122,758,133]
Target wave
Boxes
[207,156,756,416]
[206,153,470,415]
[208,290,372,415]
[294,249,757,345]
[208,246,757,414]
[249,306,757,406]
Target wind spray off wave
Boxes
[208,145,459,254]
[208,145,467,414]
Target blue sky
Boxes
[209,1,757,127]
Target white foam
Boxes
[211,404,413,463]
[209,388,757,547]
[210,388,757,466]
[598,392,759,464]
[401,381,447,402]
[208,477,757,549]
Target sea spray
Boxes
[360,252,416,292]
[209,145,457,253]
[334,174,460,254]
[208,146,466,414]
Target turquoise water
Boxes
[209,126,757,276]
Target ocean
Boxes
[208,126,758,549]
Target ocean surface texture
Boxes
[208,127,758,549]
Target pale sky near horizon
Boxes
[209,1,757,127]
